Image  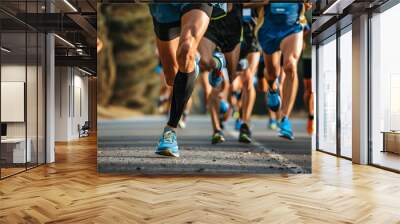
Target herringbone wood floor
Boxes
[1,135,400,224]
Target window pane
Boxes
[27,31,38,169]
[318,37,337,154]
[1,30,28,177]
[340,29,352,158]
[371,3,400,171]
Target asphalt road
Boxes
[98,116,311,174]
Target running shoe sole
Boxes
[278,130,295,140]
[155,148,180,157]
[239,134,252,143]
[211,135,225,144]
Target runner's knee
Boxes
[247,61,258,77]
[283,57,298,79]
[177,36,196,72]
[163,69,177,86]
[266,68,278,80]
[242,70,253,90]
[265,64,280,79]
[208,90,219,105]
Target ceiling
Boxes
[312,0,393,43]
[0,0,97,75]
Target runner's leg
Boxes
[198,37,217,107]
[304,78,314,134]
[264,51,282,92]
[224,44,241,83]
[280,31,303,118]
[241,51,259,125]
[155,5,212,157]
[264,51,283,113]
[274,31,303,140]
[167,9,210,128]
[157,38,179,86]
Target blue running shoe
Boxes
[239,123,252,143]
[268,118,278,130]
[219,100,229,114]
[208,52,226,87]
[266,82,281,112]
[211,130,225,144]
[235,118,242,131]
[156,128,179,157]
[219,100,230,123]
[278,116,294,140]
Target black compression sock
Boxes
[167,70,196,128]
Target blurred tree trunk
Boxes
[106,4,158,113]
[97,4,116,107]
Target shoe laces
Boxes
[162,131,176,143]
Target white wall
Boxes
[55,66,70,141]
[72,73,89,138]
[54,66,89,141]
[1,82,25,122]
[1,65,26,81]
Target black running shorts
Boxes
[204,6,242,53]
[239,21,261,59]
[150,3,213,41]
